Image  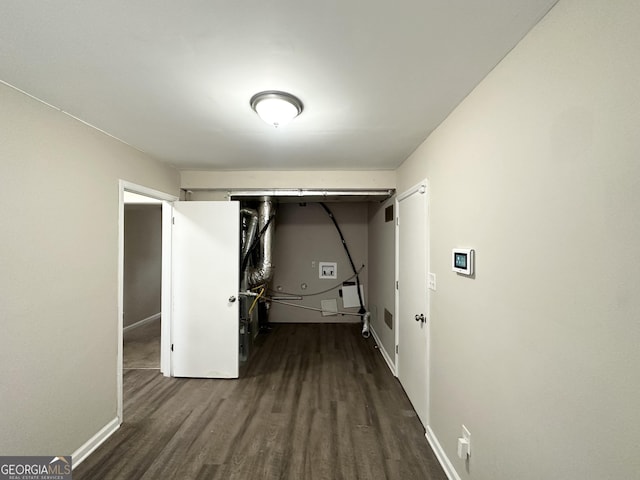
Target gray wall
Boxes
[269,202,368,323]
[0,82,179,456]
[124,204,162,327]
[367,198,396,358]
[397,0,640,478]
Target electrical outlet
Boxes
[428,272,436,291]
[311,260,316,269]
[319,262,337,279]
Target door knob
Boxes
[415,313,426,323]
[228,296,237,303]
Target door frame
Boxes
[117,180,178,422]
[394,179,430,426]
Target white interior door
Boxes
[171,201,240,378]
[396,183,429,427]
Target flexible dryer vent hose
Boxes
[361,311,371,339]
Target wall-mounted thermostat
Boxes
[452,248,474,276]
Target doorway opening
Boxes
[117,180,178,423]
[123,193,162,370]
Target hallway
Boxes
[123,319,161,370]
[75,323,445,479]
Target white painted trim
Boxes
[117,184,125,423]
[396,181,426,202]
[370,325,397,376]
[160,201,173,377]
[123,312,161,333]
[394,199,400,372]
[118,180,178,422]
[120,180,178,202]
[72,417,120,469]
[425,426,461,480]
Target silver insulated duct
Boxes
[240,208,258,260]
[248,198,275,287]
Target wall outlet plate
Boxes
[319,262,337,279]
[428,272,436,291]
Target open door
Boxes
[171,201,240,378]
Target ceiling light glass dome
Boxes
[250,91,303,128]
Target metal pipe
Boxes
[248,198,275,287]
[228,189,394,198]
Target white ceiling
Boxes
[0,1,557,171]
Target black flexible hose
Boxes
[319,203,366,314]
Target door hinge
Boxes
[171,344,174,352]
[396,345,399,354]
[396,280,399,290]
[172,217,175,225]
[396,217,399,226]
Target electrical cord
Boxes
[319,203,366,314]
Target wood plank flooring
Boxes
[74,323,446,480]
[123,320,161,369]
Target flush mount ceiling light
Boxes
[250,90,303,128]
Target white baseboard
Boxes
[425,425,461,480]
[123,312,161,332]
[72,417,120,469]
[370,326,397,376]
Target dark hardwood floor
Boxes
[75,323,446,480]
